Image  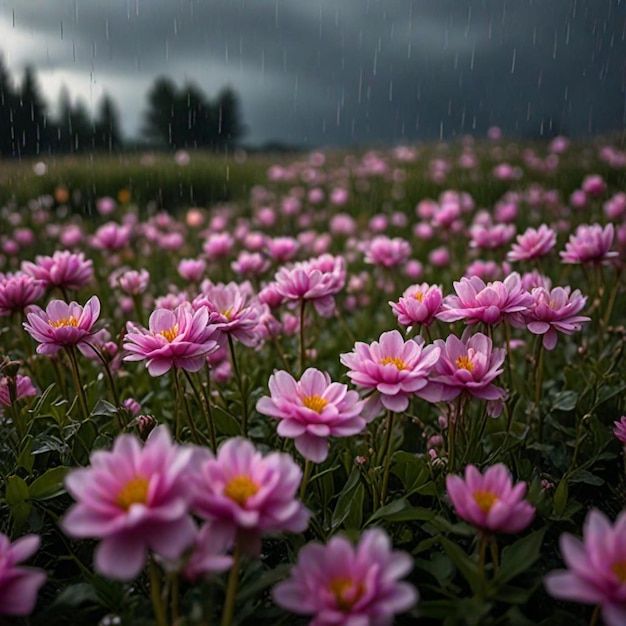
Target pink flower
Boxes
[203,232,235,260]
[193,281,263,348]
[613,416,626,446]
[420,333,506,411]
[0,272,45,316]
[90,222,132,251]
[544,509,626,626]
[446,464,535,533]
[22,250,93,292]
[340,330,441,418]
[181,522,234,582]
[272,528,418,626]
[123,303,219,376]
[178,258,206,282]
[275,264,336,318]
[389,283,443,329]
[0,533,46,616]
[437,273,533,327]
[61,426,198,581]
[582,174,607,198]
[265,236,300,262]
[231,251,271,278]
[507,224,557,262]
[469,223,516,251]
[23,296,101,355]
[116,269,150,295]
[363,235,411,268]
[0,375,37,407]
[525,286,590,350]
[191,438,309,553]
[256,368,365,463]
[560,223,618,265]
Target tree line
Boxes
[0,56,244,157]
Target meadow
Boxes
[0,134,625,625]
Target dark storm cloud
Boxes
[1,0,624,146]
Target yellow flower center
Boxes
[49,316,79,328]
[612,561,626,584]
[329,577,366,612]
[223,476,259,506]
[455,355,474,371]
[221,308,233,319]
[158,324,179,342]
[302,394,328,413]
[380,356,408,370]
[116,476,150,511]
[414,291,424,302]
[473,490,498,513]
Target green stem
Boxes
[534,339,544,443]
[334,305,355,344]
[478,532,488,597]
[174,369,202,444]
[221,543,241,626]
[188,369,217,452]
[380,411,396,508]
[228,335,249,438]
[299,299,307,375]
[83,341,121,421]
[590,605,602,626]
[170,572,180,625]
[602,266,621,329]
[149,558,168,626]
[300,459,313,501]
[490,539,499,573]
[66,345,89,419]
[7,377,25,441]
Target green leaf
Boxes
[212,406,242,436]
[551,390,578,412]
[71,420,98,465]
[331,468,362,530]
[391,450,430,494]
[238,564,292,604]
[439,535,482,595]
[365,498,409,525]
[343,483,365,529]
[29,466,69,500]
[496,528,546,586]
[17,435,35,473]
[6,474,29,505]
[569,470,604,486]
[5,475,31,536]
[553,479,568,517]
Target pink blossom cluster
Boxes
[61,427,310,580]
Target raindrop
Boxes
[511,48,516,73]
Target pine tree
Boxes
[0,55,17,157]
[15,66,48,156]
[94,93,122,151]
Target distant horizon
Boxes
[1,0,625,149]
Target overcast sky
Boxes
[1,0,624,147]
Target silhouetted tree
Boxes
[94,93,123,151]
[54,88,94,153]
[0,55,17,157]
[214,86,244,151]
[143,77,177,146]
[142,76,244,151]
[14,66,48,156]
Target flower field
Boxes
[0,136,625,625]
